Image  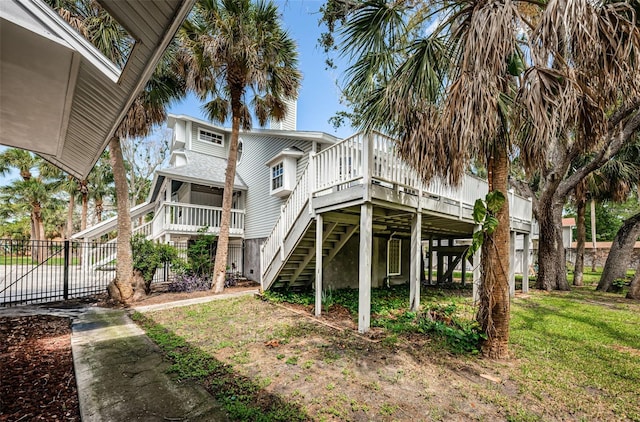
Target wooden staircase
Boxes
[260,131,534,293]
[270,220,359,291]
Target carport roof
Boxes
[0,0,195,178]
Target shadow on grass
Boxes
[131,312,309,422]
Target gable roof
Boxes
[167,114,341,145]
[1,0,195,178]
[149,150,247,202]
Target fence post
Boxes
[63,240,70,300]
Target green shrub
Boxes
[131,234,183,285]
[187,230,217,277]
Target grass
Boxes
[136,282,640,421]
[131,310,309,421]
[508,288,640,420]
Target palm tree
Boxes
[87,151,114,223]
[48,0,187,302]
[325,0,639,357]
[0,149,48,248]
[179,0,301,293]
[329,0,523,358]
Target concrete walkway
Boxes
[2,289,259,421]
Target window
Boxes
[198,128,223,146]
[271,162,284,190]
[387,238,401,276]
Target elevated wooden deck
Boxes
[260,132,533,332]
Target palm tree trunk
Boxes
[573,195,586,286]
[477,142,510,359]
[96,199,104,222]
[108,136,134,303]
[66,194,75,239]
[597,211,640,292]
[80,181,89,231]
[212,92,242,293]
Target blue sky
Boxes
[169,0,354,139]
[1,0,352,185]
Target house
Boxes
[1,0,195,178]
[74,105,535,332]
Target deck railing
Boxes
[158,202,245,236]
[262,165,311,275]
[261,132,534,286]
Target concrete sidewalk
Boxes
[71,290,259,420]
[72,307,230,421]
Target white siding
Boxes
[190,123,228,158]
[237,134,314,239]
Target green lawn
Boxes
[137,284,640,421]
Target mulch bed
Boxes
[0,315,80,421]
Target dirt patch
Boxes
[611,344,640,357]
[0,315,79,421]
[146,296,513,421]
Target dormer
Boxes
[266,147,304,198]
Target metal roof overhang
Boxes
[0,0,195,178]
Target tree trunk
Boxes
[627,260,640,300]
[212,92,242,293]
[590,199,597,272]
[108,136,134,303]
[80,180,89,231]
[477,142,510,359]
[597,211,640,292]
[536,193,570,291]
[95,199,103,222]
[66,194,75,239]
[573,194,586,286]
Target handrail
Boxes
[261,131,534,288]
[261,162,312,279]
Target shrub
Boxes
[187,231,217,277]
[168,273,212,292]
[131,234,183,285]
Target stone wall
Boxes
[565,247,640,269]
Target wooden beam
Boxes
[322,221,338,243]
[290,247,315,284]
[315,214,323,317]
[509,231,516,297]
[324,225,358,266]
[472,225,481,304]
[358,203,372,333]
[522,233,530,293]
[410,212,422,311]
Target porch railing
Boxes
[261,132,534,285]
[155,202,245,237]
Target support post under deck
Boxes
[410,212,422,311]
[315,214,323,317]
[509,231,516,297]
[522,233,530,294]
[358,203,373,333]
[472,225,481,304]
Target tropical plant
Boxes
[322,0,640,356]
[179,0,301,293]
[48,0,187,302]
[572,138,640,285]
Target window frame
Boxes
[271,161,284,191]
[387,238,402,276]
[197,128,224,146]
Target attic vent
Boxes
[198,128,224,146]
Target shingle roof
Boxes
[156,150,248,189]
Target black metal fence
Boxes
[0,239,244,307]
